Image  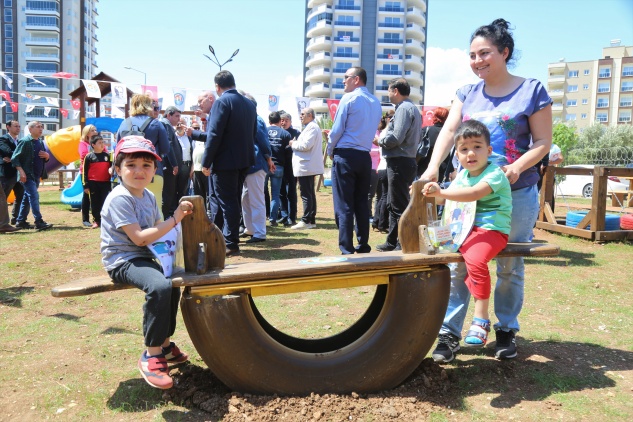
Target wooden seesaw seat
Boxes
[52,181,559,394]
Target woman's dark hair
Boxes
[432,107,449,125]
[471,18,516,64]
[378,110,395,131]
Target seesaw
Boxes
[52,180,559,394]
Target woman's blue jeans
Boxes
[439,184,540,337]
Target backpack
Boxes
[416,126,430,163]
[119,117,154,138]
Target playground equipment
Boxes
[538,165,633,241]
[52,181,559,394]
[60,174,83,209]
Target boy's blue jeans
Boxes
[439,184,540,337]
[108,258,180,348]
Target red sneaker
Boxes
[137,351,173,389]
[162,342,189,364]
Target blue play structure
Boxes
[60,174,83,209]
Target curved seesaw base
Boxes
[181,266,450,395]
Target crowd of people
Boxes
[0,17,553,391]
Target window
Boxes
[599,68,611,78]
[26,16,59,27]
[596,113,608,122]
[584,69,590,76]
[582,99,588,105]
[4,55,13,69]
[566,99,577,107]
[4,24,12,38]
[581,113,587,119]
[4,0,12,7]
[598,82,610,93]
[4,9,12,22]
[46,124,57,131]
[25,62,58,73]
[623,66,633,77]
[583,84,589,90]
[568,70,579,78]
[26,1,60,12]
[567,85,578,92]
[4,39,12,53]
[383,17,402,27]
[620,97,632,107]
[619,111,632,123]
[566,114,576,121]
[622,82,633,92]
[381,64,400,75]
[596,98,609,108]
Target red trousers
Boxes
[459,226,509,300]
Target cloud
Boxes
[424,47,479,106]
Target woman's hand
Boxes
[501,163,522,185]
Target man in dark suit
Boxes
[201,71,256,256]
[0,120,26,227]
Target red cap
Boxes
[114,136,162,161]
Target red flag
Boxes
[60,108,68,118]
[421,106,437,127]
[326,99,340,121]
[71,99,81,110]
[9,101,18,112]
[0,90,10,101]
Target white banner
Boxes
[82,79,102,99]
[111,82,127,106]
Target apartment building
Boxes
[304,0,427,114]
[547,41,633,129]
[0,0,99,135]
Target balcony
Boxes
[333,35,359,44]
[307,19,333,38]
[377,38,403,45]
[334,20,360,27]
[332,68,349,75]
[596,103,609,109]
[620,101,633,107]
[548,89,564,99]
[307,4,333,22]
[332,83,345,89]
[618,116,632,123]
[622,85,633,92]
[377,69,402,76]
[306,66,331,82]
[405,39,424,56]
[26,109,60,120]
[306,51,332,67]
[377,53,403,61]
[405,23,425,41]
[406,0,427,13]
[623,70,633,77]
[305,82,330,97]
[334,4,360,11]
[307,0,333,7]
[93,6,99,15]
[25,21,60,32]
[598,71,611,79]
[404,70,424,85]
[597,88,610,93]
[404,55,424,71]
[307,35,332,52]
[26,82,60,93]
[378,6,405,13]
[378,22,404,28]
[332,51,359,58]
[25,6,60,17]
[22,36,60,47]
[548,62,566,74]
[406,6,426,26]
[24,52,60,63]
[548,75,565,84]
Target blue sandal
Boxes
[464,318,491,348]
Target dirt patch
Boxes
[165,359,451,421]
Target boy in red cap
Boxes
[100,136,193,389]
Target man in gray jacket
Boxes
[377,78,421,251]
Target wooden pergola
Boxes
[68,71,135,130]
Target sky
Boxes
[96,0,633,120]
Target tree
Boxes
[567,123,633,166]
[552,122,579,159]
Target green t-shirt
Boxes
[452,163,512,234]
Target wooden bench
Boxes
[52,187,559,395]
[610,190,633,207]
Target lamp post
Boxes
[203,46,240,71]
[124,66,147,85]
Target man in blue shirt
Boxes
[327,67,382,254]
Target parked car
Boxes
[555,165,629,198]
